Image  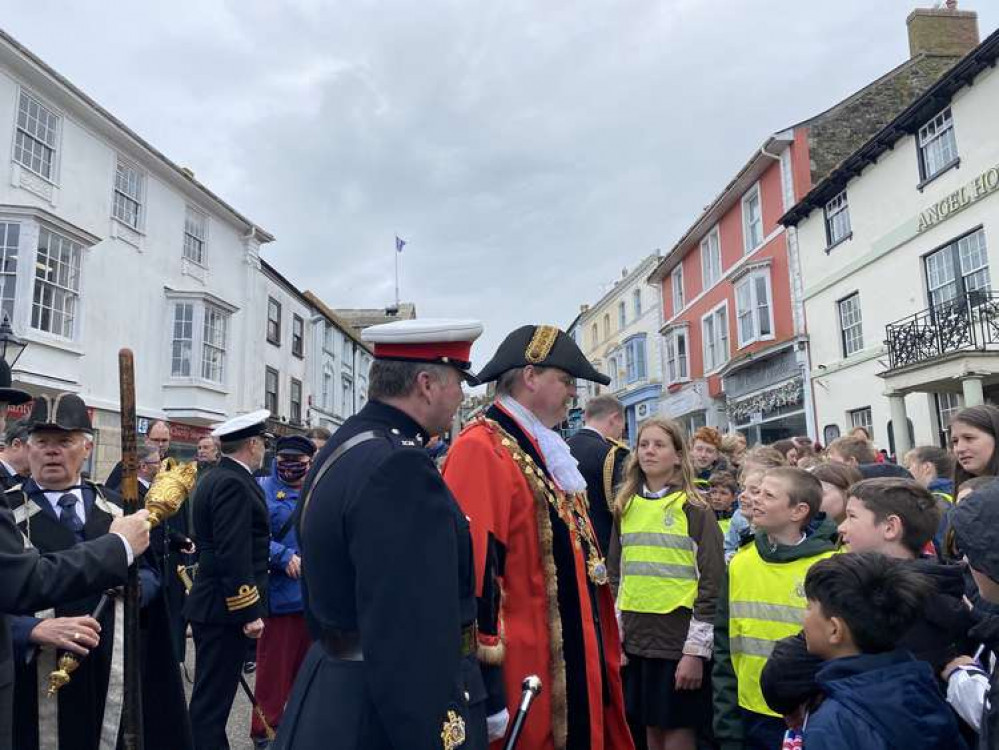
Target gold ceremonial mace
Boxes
[45,461,198,696]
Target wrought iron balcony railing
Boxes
[885,290,999,370]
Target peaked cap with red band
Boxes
[362,318,484,384]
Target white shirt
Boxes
[231,457,254,475]
[38,481,134,565]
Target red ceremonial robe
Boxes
[443,403,633,750]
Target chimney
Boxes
[580,304,590,313]
[907,2,979,59]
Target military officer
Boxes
[274,319,489,750]
[185,410,271,750]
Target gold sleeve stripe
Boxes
[225,585,260,612]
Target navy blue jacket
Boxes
[259,468,304,615]
[804,649,967,750]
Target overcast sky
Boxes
[5,1,997,369]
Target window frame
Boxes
[166,293,235,387]
[664,327,689,385]
[741,183,764,254]
[700,227,722,290]
[290,377,303,425]
[13,89,61,183]
[170,301,195,378]
[265,366,280,415]
[824,190,852,248]
[591,322,599,347]
[917,107,959,184]
[183,206,209,266]
[671,265,684,315]
[292,314,305,358]
[633,288,642,318]
[624,335,647,384]
[618,300,626,329]
[31,226,83,340]
[848,406,873,440]
[111,157,145,231]
[267,297,282,346]
[701,301,730,374]
[923,227,990,311]
[734,269,774,348]
[0,222,19,323]
[837,292,864,358]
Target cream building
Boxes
[782,26,999,454]
[574,254,663,444]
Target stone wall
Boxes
[807,55,962,185]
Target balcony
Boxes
[885,291,999,371]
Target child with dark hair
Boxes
[801,553,965,749]
[708,470,739,536]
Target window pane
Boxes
[755,275,771,336]
[0,222,19,322]
[31,228,81,338]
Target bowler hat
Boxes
[28,393,93,433]
[477,325,610,385]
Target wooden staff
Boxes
[118,349,144,750]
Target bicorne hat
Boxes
[476,325,610,385]
[27,393,93,433]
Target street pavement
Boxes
[182,638,257,750]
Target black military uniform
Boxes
[567,426,629,555]
[184,410,270,750]
[274,319,488,750]
[7,394,191,750]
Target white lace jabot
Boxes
[497,396,587,494]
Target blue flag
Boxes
[395,236,406,253]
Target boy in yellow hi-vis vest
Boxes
[712,467,838,750]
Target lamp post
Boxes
[0,313,32,428]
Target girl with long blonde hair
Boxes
[608,418,724,750]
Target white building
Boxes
[304,291,372,431]
[0,28,280,476]
[575,254,664,444]
[782,25,999,455]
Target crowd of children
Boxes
[608,404,999,750]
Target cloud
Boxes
[5,0,998,368]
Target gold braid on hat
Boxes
[525,325,559,364]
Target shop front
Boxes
[724,347,807,445]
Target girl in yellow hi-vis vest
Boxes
[607,418,725,750]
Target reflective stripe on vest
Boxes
[619,491,698,615]
[933,490,954,505]
[728,542,838,716]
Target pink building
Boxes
[647,4,979,443]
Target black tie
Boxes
[57,493,84,541]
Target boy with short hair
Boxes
[827,435,877,466]
[839,478,974,676]
[801,553,965,749]
[713,467,838,749]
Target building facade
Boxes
[782,23,998,456]
[647,4,979,444]
[576,255,664,444]
[0,28,374,478]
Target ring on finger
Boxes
[72,632,81,641]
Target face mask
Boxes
[277,459,309,484]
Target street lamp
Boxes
[0,313,32,422]
[0,312,28,368]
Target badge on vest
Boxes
[793,580,806,600]
[663,506,675,528]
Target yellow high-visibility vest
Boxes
[619,491,698,614]
[718,516,732,536]
[933,490,954,505]
[728,542,837,716]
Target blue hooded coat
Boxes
[804,649,967,750]
[258,466,304,615]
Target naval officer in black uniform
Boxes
[274,319,489,750]
[185,410,271,750]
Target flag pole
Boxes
[395,242,400,308]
